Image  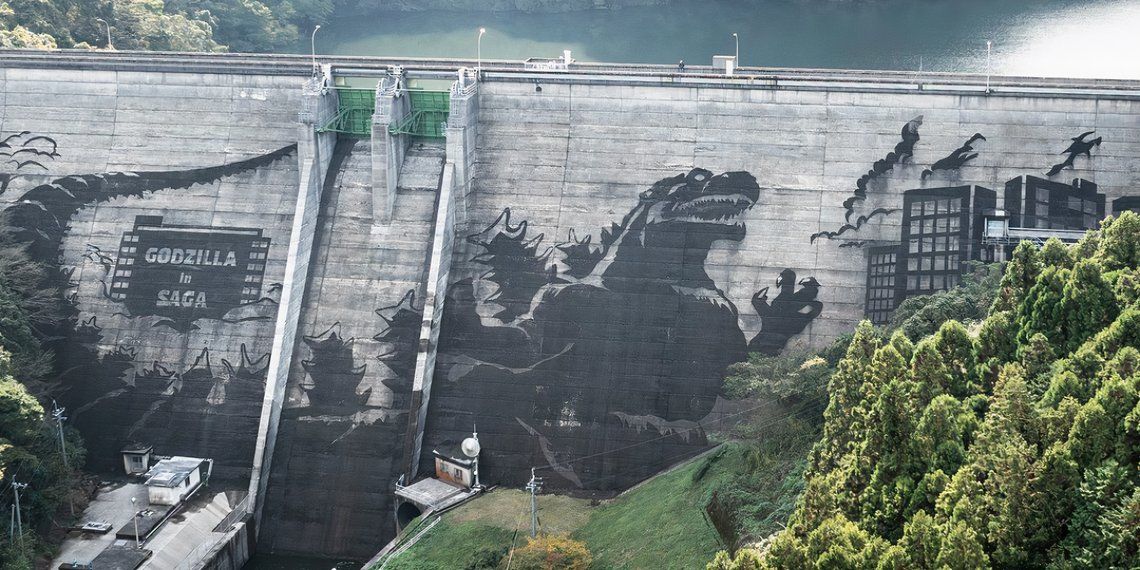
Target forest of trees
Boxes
[0,194,87,567]
[0,0,334,52]
[712,214,1140,568]
[0,0,662,52]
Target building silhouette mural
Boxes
[860,176,1126,324]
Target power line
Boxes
[503,502,531,570]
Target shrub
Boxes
[505,534,592,570]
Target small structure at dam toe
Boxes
[2,50,1138,563]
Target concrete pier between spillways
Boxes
[1,50,1139,563]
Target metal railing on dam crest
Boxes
[4,48,1140,99]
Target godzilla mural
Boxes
[1047,130,1102,177]
[425,168,823,489]
[0,131,296,477]
[923,133,986,179]
[810,115,923,243]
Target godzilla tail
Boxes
[3,144,297,263]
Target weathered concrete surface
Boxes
[418,79,1140,496]
[258,139,442,558]
[4,52,1140,561]
[249,71,338,532]
[0,65,303,482]
[454,82,1140,348]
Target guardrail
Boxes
[3,49,1140,99]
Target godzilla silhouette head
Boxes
[640,168,760,241]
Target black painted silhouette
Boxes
[750,270,824,355]
[838,241,866,249]
[426,168,823,490]
[813,116,921,243]
[923,133,986,179]
[467,209,560,321]
[374,290,423,401]
[810,208,899,242]
[0,132,59,193]
[1046,130,1102,177]
[0,133,296,476]
[843,115,924,215]
[301,323,369,410]
[555,229,604,279]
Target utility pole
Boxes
[526,468,541,538]
[12,481,27,550]
[52,401,69,468]
[51,401,75,516]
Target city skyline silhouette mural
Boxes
[425,167,823,489]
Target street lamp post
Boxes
[733,32,739,67]
[477,28,487,76]
[130,497,140,549]
[95,18,112,50]
[985,40,992,93]
[310,25,322,76]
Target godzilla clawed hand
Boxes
[749,269,824,355]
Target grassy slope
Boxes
[382,441,809,569]
[574,450,725,569]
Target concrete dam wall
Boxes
[0,65,302,483]
[2,52,1138,560]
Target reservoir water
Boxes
[307,0,1140,79]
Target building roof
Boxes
[144,457,205,488]
[395,477,467,510]
[432,446,475,467]
[121,443,153,454]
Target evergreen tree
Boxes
[1038,238,1073,270]
[935,522,990,569]
[727,213,1140,570]
[809,321,880,476]
[931,321,978,398]
[992,241,1041,313]
[1096,212,1140,271]
[1059,259,1119,353]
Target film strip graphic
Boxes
[109,215,271,318]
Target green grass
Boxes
[574,450,725,569]
[381,432,815,569]
[382,520,514,570]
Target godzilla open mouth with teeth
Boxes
[653,170,760,227]
[665,193,756,223]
